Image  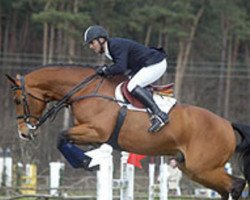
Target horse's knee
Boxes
[57,130,71,148]
[231,177,246,200]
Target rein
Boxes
[14,73,99,130]
[70,93,126,104]
[37,73,99,127]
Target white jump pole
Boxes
[148,161,155,200]
[49,162,65,196]
[0,148,4,186]
[159,156,168,200]
[120,152,134,200]
[148,157,168,200]
[96,144,113,200]
[4,148,13,187]
[97,145,135,200]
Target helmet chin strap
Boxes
[97,38,106,54]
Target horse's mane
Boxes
[25,63,96,75]
[36,63,95,69]
[25,63,126,87]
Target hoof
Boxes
[231,178,246,200]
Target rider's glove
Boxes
[96,65,111,77]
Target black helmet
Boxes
[83,25,109,45]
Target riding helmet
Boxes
[83,25,109,45]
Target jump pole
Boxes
[149,156,168,200]
[96,144,135,200]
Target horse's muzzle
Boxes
[18,123,37,141]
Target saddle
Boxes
[121,81,174,108]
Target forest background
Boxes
[0,0,250,194]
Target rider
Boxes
[83,25,169,133]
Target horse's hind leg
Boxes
[185,167,233,200]
[188,167,246,200]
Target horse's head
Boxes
[6,74,47,141]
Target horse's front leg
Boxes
[56,123,107,171]
[66,123,108,145]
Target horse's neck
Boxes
[26,67,126,101]
[26,67,93,100]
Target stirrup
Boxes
[148,115,169,133]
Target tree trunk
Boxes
[43,23,48,64]
[162,32,168,51]
[56,29,63,61]
[224,36,232,118]
[48,25,55,63]
[43,0,51,64]
[56,3,65,61]
[68,0,78,63]
[174,6,204,100]
[68,36,75,63]
[232,36,239,65]
[245,45,250,119]
[144,25,152,46]
[0,5,2,52]
[20,15,30,52]
[175,41,185,100]
[157,31,162,48]
[217,14,229,116]
[3,18,10,64]
[9,11,17,53]
[63,27,68,60]
[224,35,239,118]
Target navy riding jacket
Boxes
[106,38,167,75]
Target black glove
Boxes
[96,65,111,77]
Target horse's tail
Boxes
[232,122,250,188]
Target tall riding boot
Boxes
[131,86,169,133]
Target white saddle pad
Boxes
[115,83,177,113]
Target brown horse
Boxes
[6,64,250,200]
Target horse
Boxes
[6,64,250,200]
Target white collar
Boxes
[104,41,113,60]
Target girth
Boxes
[106,105,128,151]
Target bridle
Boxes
[11,73,99,139]
[12,76,49,131]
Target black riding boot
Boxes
[131,86,169,133]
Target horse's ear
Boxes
[5,74,18,86]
